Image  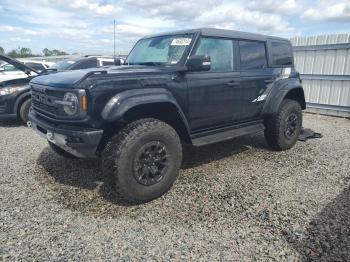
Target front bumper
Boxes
[29,111,103,158]
[0,98,16,119]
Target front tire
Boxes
[19,98,31,124]
[102,118,182,204]
[264,99,302,151]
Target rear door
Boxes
[238,40,275,120]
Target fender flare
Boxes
[101,88,191,132]
[262,82,305,116]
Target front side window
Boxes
[126,34,193,65]
[271,41,293,66]
[239,41,267,70]
[194,37,234,72]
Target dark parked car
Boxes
[48,56,116,72]
[29,28,305,203]
[0,55,39,123]
[0,56,117,123]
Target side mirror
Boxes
[186,55,211,71]
[0,67,4,72]
[114,57,124,66]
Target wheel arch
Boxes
[263,85,306,116]
[101,88,192,144]
[14,91,31,116]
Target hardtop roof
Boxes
[143,28,288,42]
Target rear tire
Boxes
[102,118,182,204]
[264,99,302,151]
[49,142,77,159]
[19,98,31,124]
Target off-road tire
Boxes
[49,142,77,159]
[264,99,302,151]
[102,118,182,204]
[19,98,31,124]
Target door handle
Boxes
[264,79,274,84]
[226,81,240,87]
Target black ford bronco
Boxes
[29,28,305,203]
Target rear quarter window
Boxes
[270,41,293,66]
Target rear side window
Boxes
[25,62,45,71]
[101,61,114,66]
[239,41,267,70]
[73,60,97,70]
[271,41,293,66]
[195,37,234,72]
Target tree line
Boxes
[0,46,69,58]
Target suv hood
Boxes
[30,65,172,88]
[0,54,39,75]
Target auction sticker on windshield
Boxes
[171,38,192,46]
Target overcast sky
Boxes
[0,0,349,55]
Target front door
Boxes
[186,37,241,131]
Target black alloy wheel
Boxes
[133,141,169,186]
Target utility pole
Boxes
[113,19,116,57]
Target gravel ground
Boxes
[0,113,349,261]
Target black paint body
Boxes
[28,28,306,157]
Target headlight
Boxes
[62,92,79,116]
[0,86,26,96]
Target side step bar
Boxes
[191,122,265,146]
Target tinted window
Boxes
[271,41,293,66]
[195,37,233,72]
[101,61,114,66]
[73,59,97,69]
[25,62,45,71]
[239,41,267,70]
[50,60,76,70]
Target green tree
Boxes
[7,49,19,58]
[0,46,4,55]
[7,47,35,58]
[52,49,68,56]
[42,48,68,56]
[42,48,53,56]
[20,47,32,57]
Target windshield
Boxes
[126,34,193,66]
[49,60,76,70]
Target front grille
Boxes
[32,99,58,117]
[0,105,6,114]
[31,84,87,120]
[31,86,65,119]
